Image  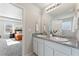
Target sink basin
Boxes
[50,37,69,42]
[37,34,47,38]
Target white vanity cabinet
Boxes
[33,36,79,56]
[44,40,54,56]
[72,48,79,56]
[37,38,44,56]
[33,37,38,55]
[53,43,72,56]
[53,47,71,56]
[33,37,44,56]
[44,44,53,56]
[54,49,67,56]
[44,39,71,56]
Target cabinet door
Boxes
[72,48,79,56]
[52,42,71,56]
[33,38,38,55]
[38,39,44,56]
[44,46,53,56]
[54,49,67,56]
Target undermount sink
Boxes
[50,37,69,42]
[37,34,69,42]
[36,34,72,45]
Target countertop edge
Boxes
[32,33,79,49]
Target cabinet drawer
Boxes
[33,38,38,54]
[54,49,68,56]
[38,43,44,56]
[44,45,53,56]
[45,40,71,55]
[45,40,55,49]
[72,48,79,56]
[37,38,44,56]
[54,43,71,55]
[37,38,44,43]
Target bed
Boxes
[0,39,22,56]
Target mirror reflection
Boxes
[44,3,78,38]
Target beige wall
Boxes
[22,4,52,55]
[41,12,51,33]
[15,3,51,56]
[22,4,41,55]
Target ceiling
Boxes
[13,3,76,16]
[13,3,51,9]
[12,3,25,9]
[33,3,51,9]
[47,3,76,16]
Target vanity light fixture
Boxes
[45,3,61,13]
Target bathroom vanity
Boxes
[32,3,79,56]
[32,33,79,56]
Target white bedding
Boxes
[6,39,20,46]
[0,39,22,56]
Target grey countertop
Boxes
[32,33,79,49]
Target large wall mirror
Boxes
[50,16,74,37]
[46,3,77,37]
